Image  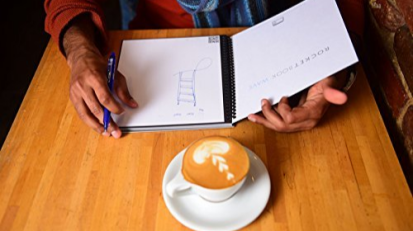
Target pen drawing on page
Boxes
[174,58,213,107]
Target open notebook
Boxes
[113,0,358,132]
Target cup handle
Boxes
[166,172,192,198]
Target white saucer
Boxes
[162,147,271,231]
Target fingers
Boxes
[247,114,277,130]
[83,88,104,119]
[298,91,307,106]
[89,73,124,138]
[317,76,347,105]
[248,112,317,132]
[72,99,104,134]
[68,49,126,138]
[250,75,347,133]
[93,77,125,114]
[275,97,293,123]
[102,118,122,138]
[261,99,287,130]
[323,87,347,105]
[274,96,313,124]
[248,97,322,132]
[70,71,123,138]
[258,99,315,132]
[71,93,122,138]
[114,72,138,108]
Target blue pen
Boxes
[103,52,116,132]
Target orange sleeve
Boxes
[44,0,108,54]
[336,0,366,40]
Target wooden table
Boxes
[1,29,412,231]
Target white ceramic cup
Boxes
[166,170,247,202]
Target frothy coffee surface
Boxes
[182,136,249,189]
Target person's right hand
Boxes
[67,48,138,138]
[63,15,138,138]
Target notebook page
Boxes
[231,0,358,123]
[113,36,225,128]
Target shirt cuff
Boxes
[45,8,107,55]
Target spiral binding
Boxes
[228,39,236,120]
[219,36,236,122]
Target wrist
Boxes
[63,14,100,67]
[66,43,100,69]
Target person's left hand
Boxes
[247,76,347,132]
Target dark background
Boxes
[0,0,50,147]
[0,0,121,148]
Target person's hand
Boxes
[247,76,347,132]
[63,15,138,138]
[68,48,138,138]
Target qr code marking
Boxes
[208,36,219,43]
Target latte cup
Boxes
[166,136,250,202]
[166,170,247,202]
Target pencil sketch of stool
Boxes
[175,58,212,107]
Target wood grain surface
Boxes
[0,29,412,231]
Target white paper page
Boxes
[231,0,358,122]
[113,36,225,127]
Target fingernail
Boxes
[130,98,138,107]
[248,115,256,123]
[261,99,266,106]
[111,130,121,138]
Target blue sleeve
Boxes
[177,0,235,14]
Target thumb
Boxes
[323,87,347,105]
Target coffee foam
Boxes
[182,136,249,189]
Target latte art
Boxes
[193,141,230,164]
[182,136,250,189]
[193,141,234,180]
